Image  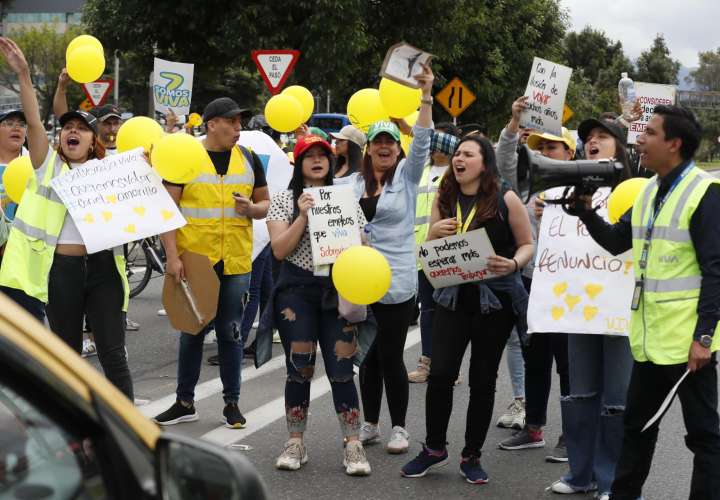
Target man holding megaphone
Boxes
[567,105,720,500]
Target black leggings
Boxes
[46,251,133,400]
[360,298,415,428]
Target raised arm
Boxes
[52,68,70,118]
[404,63,435,185]
[0,37,48,168]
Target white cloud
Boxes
[560,0,720,67]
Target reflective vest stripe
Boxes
[12,217,59,245]
[415,215,429,226]
[669,174,704,228]
[180,207,247,219]
[190,172,255,185]
[631,225,690,242]
[416,185,439,195]
[644,275,702,294]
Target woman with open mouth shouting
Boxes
[353,63,434,454]
[0,37,134,400]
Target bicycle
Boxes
[124,236,166,298]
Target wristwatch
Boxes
[696,334,714,348]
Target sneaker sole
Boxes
[387,444,409,454]
[221,417,246,429]
[401,458,448,478]
[343,460,371,476]
[154,413,199,426]
[545,455,569,463]
[460,470,489,485]
[498,440,546,450]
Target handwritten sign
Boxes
[627,82,677,144]
[50,148,186,253]
[380,42,434,88]
[520,57,572,135]
[304,184,362,266]
[417,228,496,288]
[153,57,194,115]
[527,187,633,336]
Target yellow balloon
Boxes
[187,113,203,127]
[379,78,422,118]
[282,86,314,123]
[3,156,33,204]
[67,45,105,83]
[332,246,392,305]
[404,110,419,127]
[117,117,164,153]
[346,89,389,132]
[151,134,207,184]
[66,34,103,60]
[607,177,649,223]
[265,94,304,133]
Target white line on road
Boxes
[200,328,421,446]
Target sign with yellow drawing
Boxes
[527,187,633,336]
[50,148,186,253]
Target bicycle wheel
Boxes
[126,241,153,298]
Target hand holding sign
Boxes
[304,185,362,266]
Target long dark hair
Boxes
[288,147,335,220]
[337,140,363,176]
[437,135,500,229]
[360,138,405,196]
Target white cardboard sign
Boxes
[153,57,194,115]
[50,148,186,253]
[418,228,496,288]
[520,57,573,135]
[527,187,633,336]
[304,184,362,266]
[627,82,677,144]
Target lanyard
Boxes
[639,164,692,270]
[456,200,477,235]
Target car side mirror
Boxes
[155,433,267,500]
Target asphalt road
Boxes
[84,276,697,499]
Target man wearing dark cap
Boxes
[0,109,27,220]
[155,97,269,429]
[90,104,123,154]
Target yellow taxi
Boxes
[0,293,266,499]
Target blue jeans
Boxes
[506,328,525,399]
[417,270,435,358]
[562,334,633,494]
[240,244,273,343]
[176,266,250,405]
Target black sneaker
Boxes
[224,403,246,429]
[207,354,219,366]
[498,427,545,450]
[546,434,568,463]
[153,401,198,426]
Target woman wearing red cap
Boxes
[265,134,372,476]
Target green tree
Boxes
[0,24,86,121]
[635,34,680,85]
[687,48,720,91]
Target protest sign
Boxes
[417,228,496,288]
[50,148,186,253]
[153,57,194,115]
[627,82,677,144]
[519,57,572,135]
[304,184,362,266]
[527,187,633,336]
[380,42,434,88]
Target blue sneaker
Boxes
[401,445,448,477]
[460,456,488,484]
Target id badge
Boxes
[631,280,644,310]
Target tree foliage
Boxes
[635,34,680,85]
[687,48,720,91]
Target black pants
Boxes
[360,298,415,428]
[46,252,133,400]
[611,355,720,500]
[425,287,515,457]
[522,332,569,427]
[0,286,45,322]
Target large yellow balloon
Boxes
[151,134,207,184]
[117,117,164,153]
[3,156,33,204]
[347,89,389,132]
[332,246,392,305]
[607,177,649,223]
[265,94,304,133]
[66,34,103,60]
[282,86,314,123]
[379,78,421,118]
[67,45,105,83]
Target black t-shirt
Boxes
[456,188,516,259]
[164,147,268,188]
[360,194,380,222]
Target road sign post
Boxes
[435,77,477,123]
[251,50,301,95]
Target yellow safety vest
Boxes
[414,165,445,269]
[630,164,720,364]
[0,151,129,309]
[176,145,255,275]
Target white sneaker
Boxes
[157,308,167,316]
[386,425,409,454]
[359,422,380,444]
[81,339,97,358]
[596,494,610,500]
[496,399,525,429]
[275,439,308,471]
[547,479,597,494]
[343,440,371,476]
[203,329,217,345]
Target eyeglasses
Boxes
[0,119,27,129]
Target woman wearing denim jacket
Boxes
[401,135,534,484]
[267,134,372,476]
[354,64,435,454]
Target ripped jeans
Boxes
[176,265,250,405]
[562,333,633,494]
[276,286,361,438]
